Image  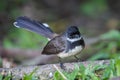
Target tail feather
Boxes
[13,16,55,39]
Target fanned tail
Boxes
[13,16,55,39]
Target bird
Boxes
[13,16,85,68]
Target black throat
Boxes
[65,38,85,52]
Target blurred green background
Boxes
[0,0,120,67]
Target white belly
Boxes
[57,46,83,58]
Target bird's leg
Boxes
[60,62,65,69]
[74,55,81,62]
[59,58,65,70]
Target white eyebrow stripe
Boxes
[67,37,82,43]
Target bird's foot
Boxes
[74,55,81,62]
[60,63,66,70]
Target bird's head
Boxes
[66,26,81,42]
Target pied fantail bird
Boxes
[13,16,85,67]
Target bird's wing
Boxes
[42,35,66,55]
[14,16,57,39]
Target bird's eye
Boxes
[74,34,80,38]
[70,35,73,38]
[68,34,73,38]
[68,32,80,39]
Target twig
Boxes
[53,64,67,80]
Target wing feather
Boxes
[42,36,66,55]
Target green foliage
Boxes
[0,57,2,67]
[115,58,120,76]
[10,9,21,18]
[54,65,79,80]
[0,73,12,80]
[80,0,107,17]
[53,59,120,80]
[89,30,120,60]
[23,68,38,80]
[0,0,28,18]
[3,74,12,80]
[64,65,79,80]
[89,52,109,60]
[0,68,39,80]
[100,30,120,40]
[54,71,65,80]
[0,0,47,49]
[0,1,7,11]
[101,60,115,79]
[23,67,39,80]
[0,74,3,80]
[3,28,48,49]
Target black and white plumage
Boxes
[13,16,85,60]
